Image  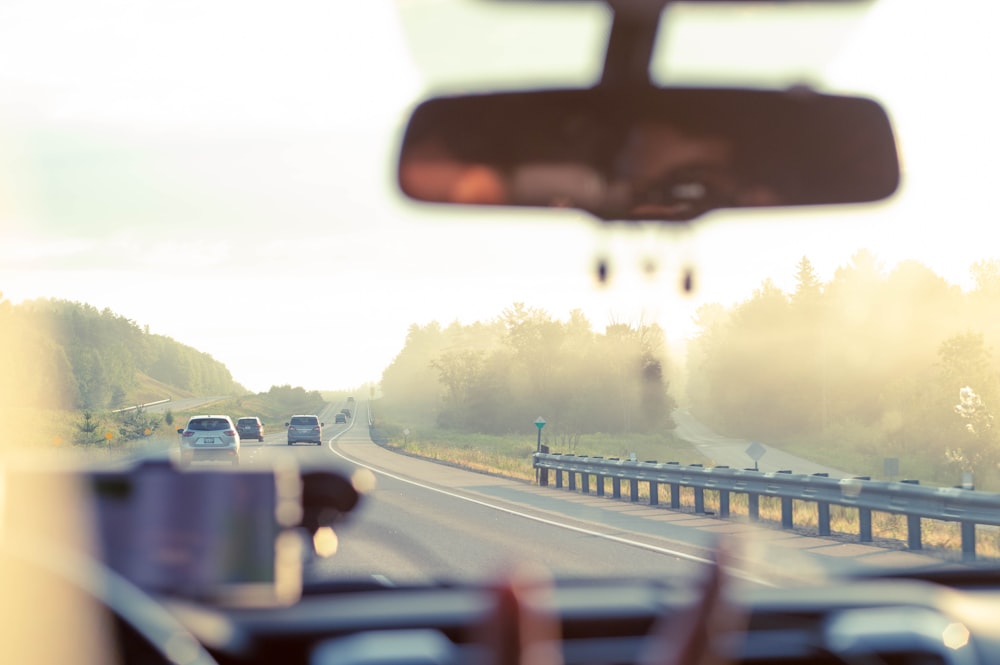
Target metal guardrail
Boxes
[532,452,1000,561]
[110,398,171,414]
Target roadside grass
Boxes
[170,394,296,431]
[128,372,196,407]
[372,407,999,561]
[772,435,957,487]
[372,415,712,483]
[2,406,178,465]
[4,407,80,449]
[562,477,1000,560]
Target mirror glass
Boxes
[398,87,900,221]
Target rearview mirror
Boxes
[398,87,900,222]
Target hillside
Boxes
[0,296,245,411]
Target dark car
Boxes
[236,416,264,442]
[335,413,347,424]
[340,408,351,418]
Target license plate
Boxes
[202,437,215,444]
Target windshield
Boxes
[1,0,998,599]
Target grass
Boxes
[169,394,298,431]
[550,474,1000,560]
[372,416,712,483]
[372,406,1000,562]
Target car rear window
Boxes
[290,416,318,426]
[237,418,258,426]
[189,418,230,431]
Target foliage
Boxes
[0,297,245,410]
[380,305,678,436]
[177,386,327,429]
[74,410,105,447]
[686,251,1000,488]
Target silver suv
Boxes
[286,415,323,446]
[177,415,240,466]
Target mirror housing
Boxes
[398,87,900,222]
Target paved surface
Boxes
[320,403,947,586]
[673,409,852,478]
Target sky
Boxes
[2,0,1000,393]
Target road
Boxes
[673,409,852,478]
[224,401,941,589]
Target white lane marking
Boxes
[326,434,772,587]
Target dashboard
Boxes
[157,573,1000,665]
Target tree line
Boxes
[0,296,244,410]
[686,251,1000,485]
[379,303,676,439]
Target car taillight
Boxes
[224,429,235,436]
[313,426,320,432]
[289,426,297,431]
[182,431,194,437]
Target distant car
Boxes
[286,415,323,446]
[335,413,347,424]
[236,416,264,442]
[347,396,355,402]
[177,415,240,466]
[340,408,351,418]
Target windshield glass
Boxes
[2,0,999,597]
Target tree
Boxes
[947,386,998,474]
[792,256,822,305]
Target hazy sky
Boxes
[2,0,999,393]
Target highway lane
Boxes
[187,400,945,585]
[242,401,719,587]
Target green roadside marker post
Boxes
[535,417,547,485]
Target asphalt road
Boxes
[673,409,851,478]
[225,401,941,589]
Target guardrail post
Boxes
[666,462,680,508]
[555,469,563,489]
[818,502,831,536]
[962,522,976,561]
[778,470,793,529]
[630,478,639,502]
[812,473,830,536]
[748,493,759,521]
[859,508,872,542]
[719,489,730,518]
[851,476,872,541]
[597,475,605,496]
[581,473,590,494]
[568,472,577,492]
[646,461,659,505]
[901,480,922,549]
[715,466,730,517]
[612,477,621,499]
[538,446,549,486]
[690,464,704,512]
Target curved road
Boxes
[673,409,851,478]
[232,401,939,589]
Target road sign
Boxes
[745,441,766,461]
[883,457,899,478]
[535,417,546,430]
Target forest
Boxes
[686,251,1000,485]
[379,251,1000,487]
[379,302,676,441]
[0,296,244,410]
